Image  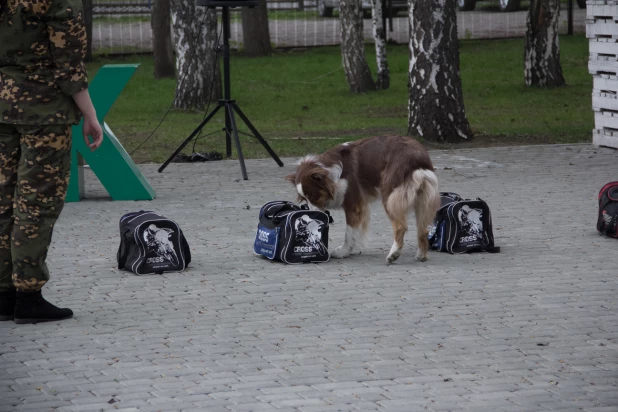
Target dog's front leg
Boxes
[330,205,369,259]
[331,225,359,258]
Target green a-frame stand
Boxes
[66,64,155,202]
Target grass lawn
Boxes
[90,34,592,163]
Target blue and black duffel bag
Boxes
[253,201,332,264]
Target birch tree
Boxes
[371,0,389,90]
[408,0,472,143]
[340,0,376,93]
[524,0,565,87]
[171,0,221,110]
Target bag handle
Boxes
[271,205,333,225]
[269,202,309,223]
[324,210,334,224]
[265,202,306,218]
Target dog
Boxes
[286,135,440,263]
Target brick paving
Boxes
[0,143,617,412]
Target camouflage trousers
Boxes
[0,123,72,292]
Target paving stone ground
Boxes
[0,143,617,412]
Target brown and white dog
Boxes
[286,135,440,263]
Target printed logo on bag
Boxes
[294,215,327,255]
[603,211,612,225]
[143,224,179,266]
[258,229,270,243]
[458,205,483,244]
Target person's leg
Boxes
[0,124,20,320]
[12,124,73,324]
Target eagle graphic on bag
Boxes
[143,224,180,267]
[294,215,328,256]
[458,205,484,237]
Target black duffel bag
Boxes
[597,181,618,238]
[117,211,191,275]
[428,192,500,254]
[253,201,332,264]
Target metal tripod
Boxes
[158,6,283,179]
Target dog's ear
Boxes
[310,173,323,182]
[311,169,335,199]
[311,167,329,182]
[285,173,296,184]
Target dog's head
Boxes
[286,156,336,211]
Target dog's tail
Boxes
[410,169,440,232]
[385,168,440,230]
[383,168,439,261]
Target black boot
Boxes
[14,290,73,324]
[0,289,17,321]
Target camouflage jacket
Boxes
[0,0,88,125]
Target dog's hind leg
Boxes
[384,187,412,264]
[413,207,431,262]
[386,217,407,264]
[411,169,440,262]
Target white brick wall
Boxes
[587,0,618,148]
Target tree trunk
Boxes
[371,0,389,90]
[171,0,221,110]
[242,0,272,57]
[407,0,472,143]
[524,0,565,87]
[152,0,176,78]
[82,0,93,62]
[340,0,376,93]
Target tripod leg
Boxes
[226,103,248,180]
[225,104,232,157]
[232,103,284,167]
[158,103,224,173]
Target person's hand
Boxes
[82,114,103,151]
[71,90,103,151]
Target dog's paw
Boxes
[415,250,428,262]
[386,250,401,264]
[386,243,402,264]
[330,246,350,259]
